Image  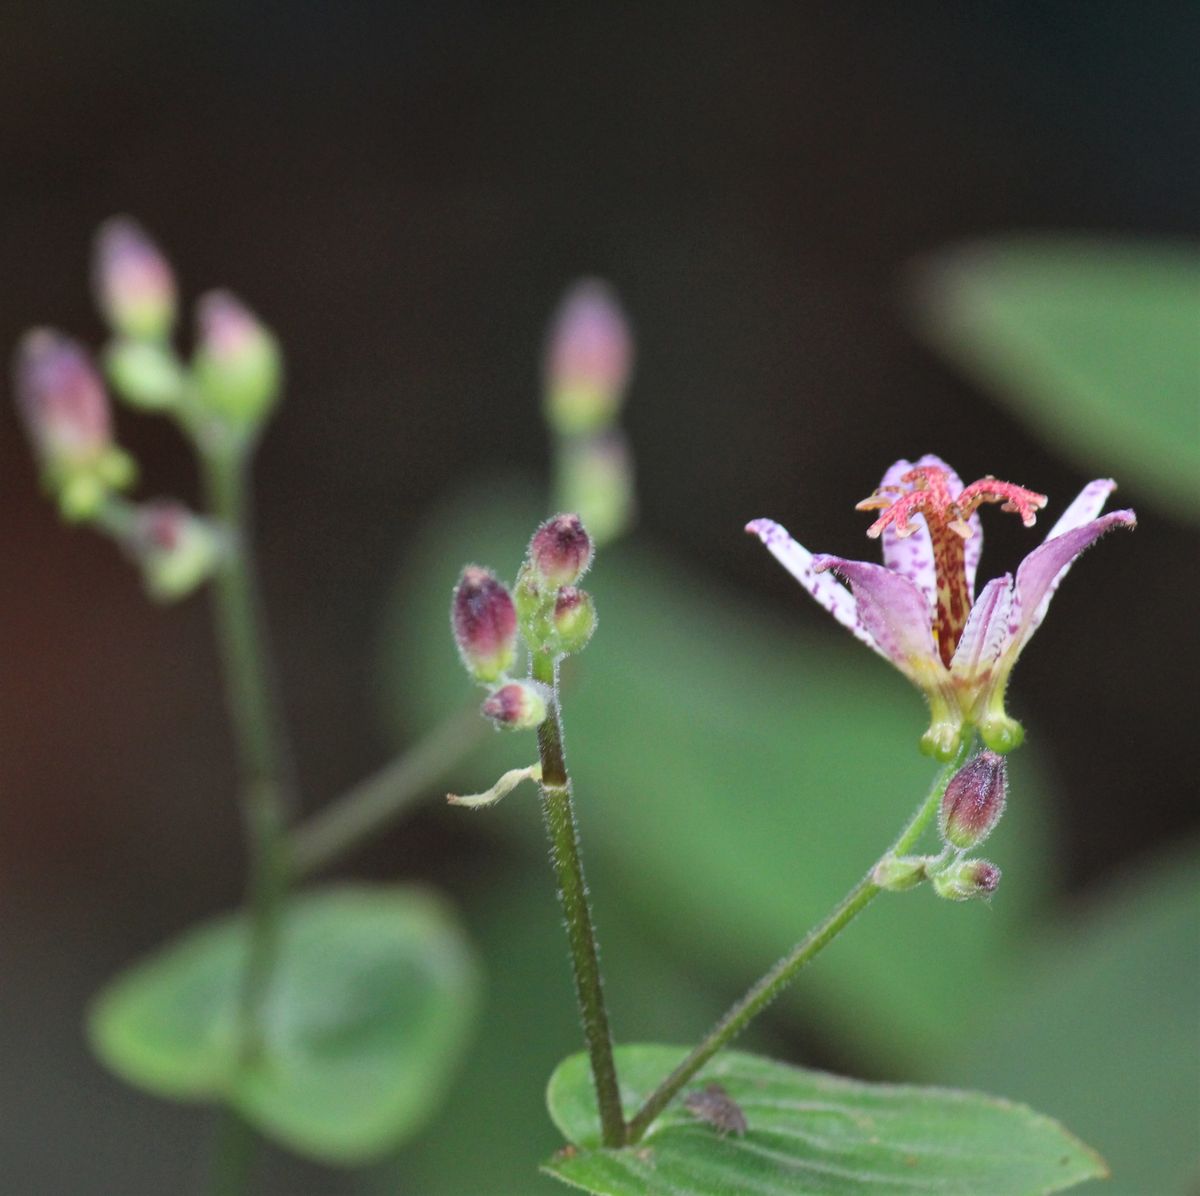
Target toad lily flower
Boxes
[747,456,1136,759]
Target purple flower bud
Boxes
[932,859,1001,902]
[939,751,1007,849]
[193,290,282,429]
[552,586,596,654]
[543,279,633,434]
[125,500,222,601]
[452,566,518,682]
[92,216,177,340]
[480,680,549,731]
[14,329,114,466]
[529,513,593,588]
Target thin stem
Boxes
[201,445,294,1190]
[625,739,973,1144]
[208,1108,257,1196]
[532,650,625,1148]
[288,704,484,878]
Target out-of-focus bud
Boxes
[528,513,593,588]
[481,680,550,731]
[932,859,1001,902]
[543,279,633,435]
[192,290,282,433]
[552,586,596,655]
[872,855,928,892]
[104,340,186,410]
[92,217,178,340]
[557,430,636,548]
[452,566,518,683]
[939,751,1008,850]
[125,500,223,601]
[13,329,135,519]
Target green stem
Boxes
[288,704,484,878]
[532,650,625,1148]
[201,446,293,1190]
[625,738,973,1144]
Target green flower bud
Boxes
[104,340,186,410]
[125,500,224,601]
[932,859,1001,902]
[481,680,549,730]
[872,855,929,892]
[92,217,177,341]
[192,290,282,433]
[552,586,596,654]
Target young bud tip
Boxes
[127,500,223,601]
[932,859,1001,902]
[451,566,518,682]
[939,751,1007,850]
[553,586,597,654]
[529,513,593,588]
[93,216,177,340]
[481,681,549,731]
[193,289,282,428]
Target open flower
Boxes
[747,455,1136,759]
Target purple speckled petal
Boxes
[811,553,940,679]
[950,574,1014,680]
[1009,509,1138,653]
[876,455,984,603]
[1042,478,1118,541]
[746,519,885,658]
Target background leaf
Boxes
[910,237,1200,522]
[543,1045,1106,1195]
[89,885,480,1164]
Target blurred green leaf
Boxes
[910,237,1200,521]
[948,842,1200,1195]
[383,481,1054,1069]
[89,885,479,1164]
[544,1045,1105,1195]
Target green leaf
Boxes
[910,236,1200,521]
[384,482,1054,1068]
[544,1046,1106,1196]
[949,842,1200,1195]
[89,885,480,1164]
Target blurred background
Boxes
[1,4,1196,1193]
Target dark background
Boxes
[1,3,1196,1192]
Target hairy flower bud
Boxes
[125,500,223,601]
[92,216,177,340]
[13,329,135,518]
[452,566,518,683]
[543,279,633,435]
[939,751,1008,849]
[529,513,593,588]
[192,290,282,432]
[481,680,549,730]
[872,855,928,892]
[552,586,596,654]
[932,859,1001,902]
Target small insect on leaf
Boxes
[683,1082,748,1137]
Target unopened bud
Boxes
[92,217,177,340]
[557,430,636,548]
[529,513,593,588]
[552,586,596,654]
[126,501,223,601]
[104,340,186,410]
[939,751,1007,849]
[13,329,135,518]
[872,855,928,892]
[932,859,1001,902]
[544,279,633,435]
[452,566,518,683]
[192,290,282,432]
[481,680,549,730]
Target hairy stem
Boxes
[532,650,625,1148]
[625,739,972,1143]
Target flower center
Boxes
[856,465,1047,667]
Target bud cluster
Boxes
[451,514,598,731]
[11,216,281,599]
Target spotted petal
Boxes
[745,520,883,658]
[811,554,940,681]
[1011,509,1138,650]
[950,573,1013,681]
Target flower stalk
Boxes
[531,649,625,1148]
[624,738,972,1143]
